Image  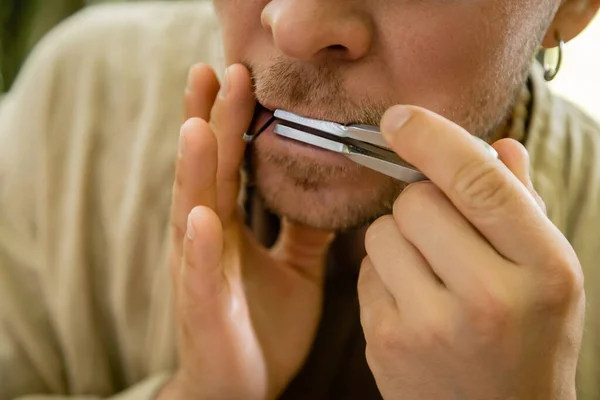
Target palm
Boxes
[217,222,326,398]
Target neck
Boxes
[489,80,532,144]
[329,226,369,274]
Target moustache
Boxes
[245,56,387,126]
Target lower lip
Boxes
[256,122,357,168]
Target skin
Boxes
[216,0,554,230]
[158,0,600,399]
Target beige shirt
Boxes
[1,2,599,399]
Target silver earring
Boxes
[542,31,564,82]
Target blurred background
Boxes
[0,1,599,120]
[0,0,143,94]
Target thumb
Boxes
[493,138,546,214]
[270,218,336,279]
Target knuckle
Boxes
[452,159,512,215]
[537,252,584,310]
[393,182,438,228]
[533,191,548,215]
[358,257,373,285]
[169,200,186,246]
[539,199,548,215]
[364,215,395,252]
[370,319,403,356]
[415,312,452,347]
[174,159,185,188]
[180,255,196,277]
[170,218,186,245]
[364,346,377,369]
[465,287,513,341]
[357,258,377,307]
[370,314,451,357]
[402,316,451,351]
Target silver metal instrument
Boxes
[243,107,498,183]
[272,109,498,183]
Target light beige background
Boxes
[549,13,600,121]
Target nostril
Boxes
[328,44,347,52]
[264,1,372,61]
[324,44,351,59]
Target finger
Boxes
[170,118,218,257]
[493,138,546,214]
[357,257,398,333]
[184,64,220,121]
[392,182,516,296]
[179,206,228,336]
[270,218,335,282]
[380,105,561,267]
[209,64,256,224]
[364,214,442,302]
[358,258,403,363]
[176,207,258,387]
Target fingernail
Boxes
[186,66,195,91]
[187,211,195,240]
[471,136,498,158]
[381,106,412,140]
[178,126,186,157]
[186,64,201,94]
[218,67,230,99]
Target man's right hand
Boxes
[156,64,335,400]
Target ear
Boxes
[542,0,600,47]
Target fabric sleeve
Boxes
[0,18,68,397]
[0,6,182,399]
[12,374,171,400]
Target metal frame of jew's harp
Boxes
[243,104,276,143]
[271,109,429,182]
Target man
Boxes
[1,0,599,398]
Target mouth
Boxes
[257,101,359,125]
[248,103,357,169]
[245,103,277,141]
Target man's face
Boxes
[214,0,558,230]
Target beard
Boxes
[244,51,533,231]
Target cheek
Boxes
[377,1,519,111]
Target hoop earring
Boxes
[542,31,564,82]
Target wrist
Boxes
[155,372,196,400]
[154,377,180,400]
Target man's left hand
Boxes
[358,105,585,400]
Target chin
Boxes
[250,136,405,231]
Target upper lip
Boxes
[256,102,275,114]
[257,101,356,126]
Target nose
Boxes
[261,0,373,61]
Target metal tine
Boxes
[274,109,341,136]
[274,124,349,154]
[273,123,427,183]
[274,109,391,150]
[344,152,426,183]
